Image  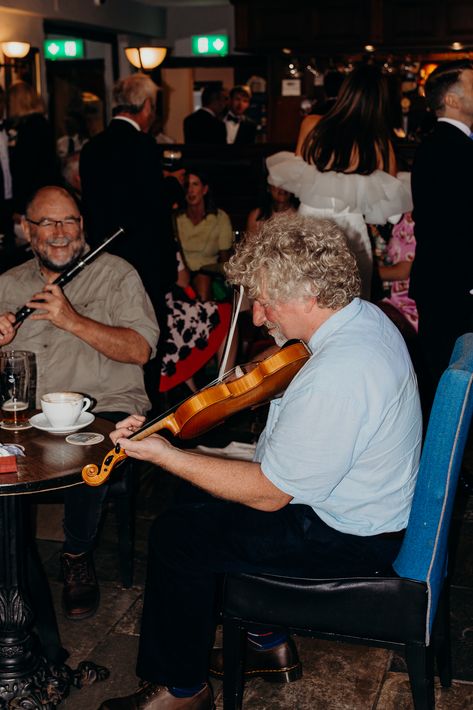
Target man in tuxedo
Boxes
[80,74,176,403]
[183,86,227,144]
[409,59,473,398]
[224,85,257,144]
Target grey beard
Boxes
[37,247,85,275]
[265,321,287,347]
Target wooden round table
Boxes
[0,416,114,708]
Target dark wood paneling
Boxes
[383,0,440,43]
[445,1,473,38]
[232,0,372,52]
[233,0,473,51]
[316,1,372,43]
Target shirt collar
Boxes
[437,117,471,137]
[226,111,241,122]
[112,116,141,131]
[201,107,216,117]
[308,298,362,353]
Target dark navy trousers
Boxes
[136,484,402,687]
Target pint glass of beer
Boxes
[0,351,32,430]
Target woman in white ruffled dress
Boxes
[267,65,412,299]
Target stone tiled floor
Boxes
[34,420,473,709]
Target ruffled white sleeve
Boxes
[266,152,412,225]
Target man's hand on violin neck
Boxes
[113,415,173,463]
[111,414,146,445]
[117,432,172,463]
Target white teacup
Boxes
[41,392,91,429]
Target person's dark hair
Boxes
[323,71,345,99]
[257,186,299,221]
[201,86,224,108]
[230,85,251,100]
[182,169,217,216]
[301,64,392,175]
[424,59,473,114]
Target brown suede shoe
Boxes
[209,637,302,683]
[61,551,99,620]
[98,682,214,709]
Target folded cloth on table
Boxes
[196,441,257,461]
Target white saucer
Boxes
[29,411,95,435]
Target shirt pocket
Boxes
[74,297,111,325]
[265,397,282,439]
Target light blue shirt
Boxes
[255,299,422,536]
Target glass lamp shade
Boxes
[125,47,167,70]
[2,41,30,59]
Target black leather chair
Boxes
[221,333,473,709]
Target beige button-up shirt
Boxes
[0,252,159,415]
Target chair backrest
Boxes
[393,333,473,641]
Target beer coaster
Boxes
[65,432,104,446]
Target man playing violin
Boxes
[100,215,422,710]
[0,185,160,622]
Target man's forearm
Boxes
[69,313,151,364]
[149,444,292,512]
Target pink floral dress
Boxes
[381,212,418,331]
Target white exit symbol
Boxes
[213,38,224,51]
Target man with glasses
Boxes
[0,185,160,621]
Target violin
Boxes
[82,339,311,487]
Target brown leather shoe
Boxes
[61,551,99,620]
[209,636,302,683]
[98,682,214,709]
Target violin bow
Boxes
[218,284,244,381]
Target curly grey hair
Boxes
[225,215,361,309]
[113,73,159,114]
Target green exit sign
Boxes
[192,35,228,56]
[44,39,84,60]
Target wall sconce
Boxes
[125,47,167,70]
[1,41,31,59]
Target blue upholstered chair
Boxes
[221,333,473,710]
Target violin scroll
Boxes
[82,443,127,486]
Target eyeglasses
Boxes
[25,217,81,231]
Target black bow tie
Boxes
[226,113,240,124]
